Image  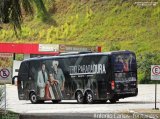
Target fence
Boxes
[0,85,19,119]
[0,85,7,114]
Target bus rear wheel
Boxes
[76,91,84,104]
[85,92,94,104]
[30,92,38,104]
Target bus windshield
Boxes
[113,53,136,72]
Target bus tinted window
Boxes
[19,62,29,74]
[113,54,136,72]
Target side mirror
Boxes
[12,76,18,85]
[15,69,19,72]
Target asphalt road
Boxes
[6,84,160,114]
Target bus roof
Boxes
[22,50,134,62]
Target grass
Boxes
[0,111,19,119]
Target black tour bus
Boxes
[16,50,138,104]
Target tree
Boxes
[138,52,160,84]
[0,0,47,31]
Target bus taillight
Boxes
[111,81,115,90]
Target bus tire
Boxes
[30,92,38,104]
[109,99,116,104]
[76,91,84,104]
[85,91,94,104]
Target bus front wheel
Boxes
[30,92,38,104]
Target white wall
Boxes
[12,60,21,77]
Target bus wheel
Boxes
[76,91,84,104]
[30,92,38,104]
[109,99,116,104]
[85,92,94,104]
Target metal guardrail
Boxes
[0,85,7,114]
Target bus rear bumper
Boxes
[114,88,138,99]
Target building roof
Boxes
[0,43,59,55]
[0,43,101,55]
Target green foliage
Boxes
[15,54,24,61]
[138,52,160,84]
[0,110,19,119]
[33,0,49,22]
[0,0,48,31]
[109,41,121,51]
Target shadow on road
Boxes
[19,113,94,119]
[25,101,156,105]
[115,101,155,104]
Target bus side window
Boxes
[19,62,29,76]
[19,62,29,83]
[29,65,37,81]
[18,62,29,92]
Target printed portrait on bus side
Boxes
[37,63,48,98]
[45,60,65,100]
